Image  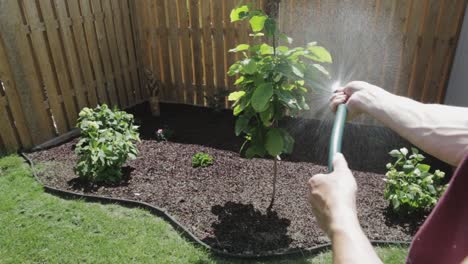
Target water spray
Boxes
[328,82,348,172]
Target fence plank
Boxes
[38,0,79,128]
[167,0,184,103]
[22,0,69,133]
[178,0,194,105]
[0,34,32,149]
[121,0,143,104]
[80,0,109,105]
[201,0,214,104]
[90,1,120,107]
[155,0,172,101]
[101,0,128,108]
[212,0,225,97]
[190,0,204,105]
[66,0,98,107]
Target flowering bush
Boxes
[384,147,448,214]
[74,104,140,183]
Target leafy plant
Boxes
[384,147,448,214]
[227,4,332,210]
[192,152,214,168]
[75,104,140,183]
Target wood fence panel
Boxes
[0,33,32,151]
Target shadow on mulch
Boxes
[203,202,292,253]
[67,166,135,192]
[383,207,427,235]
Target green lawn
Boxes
[0,155,408,263]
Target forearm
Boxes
[330,212,382,264]
[364,89,468,166]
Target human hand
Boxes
[307,153,358,237]
[330,81,385,120]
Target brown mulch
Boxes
[29,138,424,254]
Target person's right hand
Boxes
[330,81,384,120]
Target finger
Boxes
[308,174,326,189]
[330,96,347,112]
[332,153,349,173]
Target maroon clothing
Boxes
[407,154,468,264]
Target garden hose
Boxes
[328,104,347,172]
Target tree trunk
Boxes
[267,157,278,212]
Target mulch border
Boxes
[20,129,410,261]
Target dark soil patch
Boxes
[30,138,425,254]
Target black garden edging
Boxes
[21,131,410,260]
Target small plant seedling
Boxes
[384,147,448,215]
[192,153,214,168]
[227,3,332,210]
[75,104,140,183]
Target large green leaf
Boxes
[291,65,304,78]
[259,106,273,126]
[246,144,266,159]
[228,91,246,101]
[306,46,332,63]
[280,129,295,154]
[265,128,284,157]
[230,5,249,22]
[229,44,250,52]
[251,83,273,112]
[249,15,267,32]
[242,59,257,74]
[259,43,274,55]
[235,115,250,136]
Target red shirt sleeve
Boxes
[407,154,468,264]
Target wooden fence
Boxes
[0,0,143,153]
[0,0,466,152]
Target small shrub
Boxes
[192,153,214,168]
[155,128,174,142]
[75,104,140,183]
[384,147,448,214]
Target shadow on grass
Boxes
[203,202,292,254]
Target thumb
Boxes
[332,153,349,173]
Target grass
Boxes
[0,155,408,263]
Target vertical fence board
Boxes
[22,0,69,133]
[66,0,99,107]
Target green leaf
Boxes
[249,15,268,32]
[279,33,293,44]
[228,91,246,101]
[264,18,276,37]
[280,130,295,154]
[234,76,245,85]
[311,64,329,76]
[417,164,431,172]
[259,106,273,126]
[229,44,250,52]
[251,83,273,112]
[230,5,249,22]
[389,149,401,158]
[246,144,266,159]
[242,59,257,74]
[277,46,289,54]
[307,46,332,63]
[411,147,419,154]
[291,65,304,78]
[265,128,284,157]
[259,43,274,55]
[249,32,265,37]
[235,115,250,136]
[400,147,409,156]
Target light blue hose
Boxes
[328,104,347,172]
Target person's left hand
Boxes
[307,153,358,237]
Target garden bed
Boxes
[28,102,430,254]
